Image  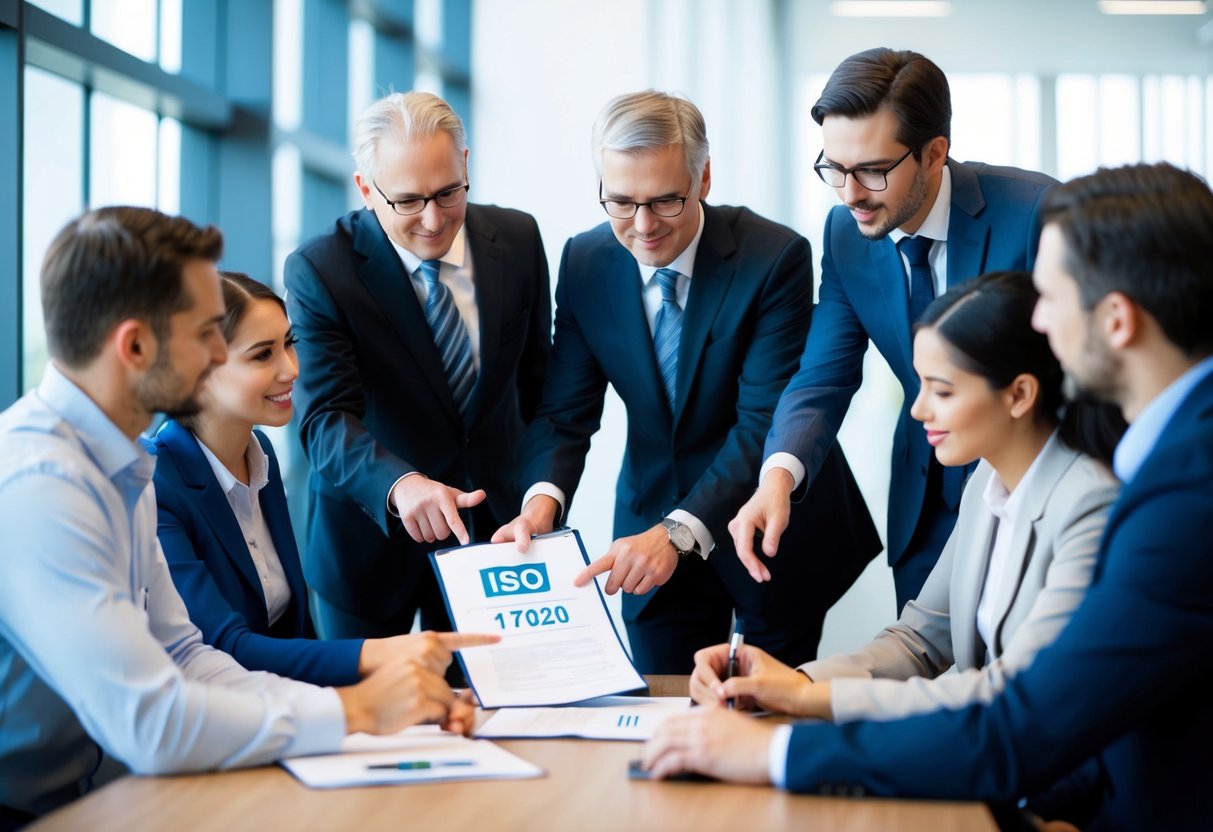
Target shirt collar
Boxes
[389,225,468,277]
[983,429,1059,522]
[889,164,952,246]
[1114,354,1213,482]
[194,432,270,498]
[37,363,152,485]
[636,202,706,283]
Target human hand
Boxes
[727,468,794,582]
[490,495,559,552]
[574,525,678,596]
[359,631,501,677]
[708,643,827,718]
[441,689,480,737]
[336,661,458,736]
[391,475,486,545]
[641,707,776,785]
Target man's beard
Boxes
[134,346,207,419]
[854,165,930,241]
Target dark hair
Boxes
[917,271,1126,465]
[811,47,951,160]
[41,206,224,368]
[1042,162,1213,357]
[175,271,285,433]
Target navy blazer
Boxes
[284,205,551,620]
[520,204,880,626]
[151,420,363,686]
[766,160,1056,565]
[783,368,1213,830]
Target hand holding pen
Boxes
[724,620,745,710]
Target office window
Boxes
[91,0,158,63]
[22,67,84,392]
[90,91,158,207]
[27,0,82,25]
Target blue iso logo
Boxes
[480,564,551,597]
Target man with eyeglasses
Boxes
[729,48,1057,612]
[493,91,880,673]
[284,92,551,643]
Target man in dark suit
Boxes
[494,91,879,674]
[285,92,551,639]
[729,48,1057,611]
[645,161,1213,830]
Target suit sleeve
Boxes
[762,208,871,492]
[782,440,1213,800]
[517,214,554,423]
[155,469,363,688]
[516,238,611,503]
[676,232,813,530]
[284,247,414,534]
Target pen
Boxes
[366,760,477,771]
[725,619,745,710]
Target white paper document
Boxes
[281,725,543,788]
[430,530,645,708]
[475,696,691,741]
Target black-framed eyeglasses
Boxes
[813,148,915,192]
[598,181,692,219]
[373,181,469,216]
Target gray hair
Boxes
[591,91,710,180]
[352,91,467,183]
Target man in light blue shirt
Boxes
[0,207,473,822]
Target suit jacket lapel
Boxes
[160,422,269,622]
[351,211,461,423]
[254,432,310,635]
[946,160,992,290]
[464,206,501,426]
[872,239,914,376]
[954,484,997,669]
[677,205,735,427]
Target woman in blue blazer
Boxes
[152,272,493,687]
[689,272,1125,720]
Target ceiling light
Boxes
[1098,1,1207,14]
[830,1,953,17]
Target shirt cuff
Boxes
[521,482,566,524]
[761,453,805,490]
[386,471,426,517]
[666,509,713,559]
[768,723,793,789]
[280,687,347,759]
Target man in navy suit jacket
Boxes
[285,92,551,639]
[730,48,1056,611]
[494,91,880,673]
[644,162,1213,830]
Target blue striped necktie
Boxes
[417,259,475,417]
[653,268,683,409]
[897,234,936,326]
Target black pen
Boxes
[725,619,745,710]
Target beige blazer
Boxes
[802,435,1119,722]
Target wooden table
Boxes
[30,676,996,831]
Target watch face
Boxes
[670,524,696,553]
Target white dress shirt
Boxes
[521,205,714,558]
[195,433,292,626]
[761,167,953,490]
[0,365,344,816]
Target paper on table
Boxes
[281,725,544,788]
[475,696,692,741]
[430,530,645,708]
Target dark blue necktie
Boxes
[897,234,936,326]
[896,235,965,511]
[653,268,682,409]
[417,259,475,417]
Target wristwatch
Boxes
[660,517,700,558]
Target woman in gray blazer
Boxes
[690,271,1125,722]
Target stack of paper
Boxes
[476,696,691,741]
[281,725,544,788]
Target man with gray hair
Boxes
[285,92,551,642]
[494,91,879,673]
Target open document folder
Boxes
[430,529,645,708]
[281,726,543,788]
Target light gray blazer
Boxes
[801,435,1119,722]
